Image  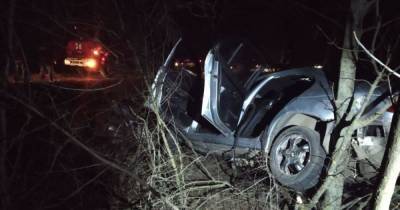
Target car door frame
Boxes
[201,49,230,136]
[201,45,247,137]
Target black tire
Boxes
[269,126,326,192]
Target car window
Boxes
[216,40,265,86]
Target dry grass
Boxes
[109,97,289,209]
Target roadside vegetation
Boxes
[2,0,400,209]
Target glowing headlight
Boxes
[85,58,97,68]
[64,59,71,65]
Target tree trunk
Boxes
[322,175,345,210]
[322,14,355,210]
[335,17,356,120]
[322,1,373,208]
[374,107,400,210]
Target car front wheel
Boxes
[269,126,326,192]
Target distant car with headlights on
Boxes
[64,39,110,77]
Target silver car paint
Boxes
[238,75,277,124]
[201,50,235,137]
[148,40,394,157]
[146,39,182,111]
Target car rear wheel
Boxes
[269,126,326,191]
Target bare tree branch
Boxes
[353,31,400,78]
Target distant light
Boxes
[263,67,278,72]
[174,62,179,67]
[314,65,323,69]
[85,58,97,69]
[64,59,71,65]
[93,50,100,56]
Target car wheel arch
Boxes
[262,113,330,156]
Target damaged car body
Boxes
[146,39,395,192]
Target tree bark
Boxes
[336,17,356,121]
[374,107,400,210]
[322,175,345,210]
[322,13,355,210]
[322,1,374,208]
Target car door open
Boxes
[201,42,251,136]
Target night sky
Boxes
[4,0,399,81]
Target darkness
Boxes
[3,0,400,74]
[174,0,343,66]
[1,0,400,209]
[4,0,396,77]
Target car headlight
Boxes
[85,58,97,68]
[64,59,71,65]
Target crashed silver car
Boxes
[147,39,395,191]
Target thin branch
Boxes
[353,31,400,78]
